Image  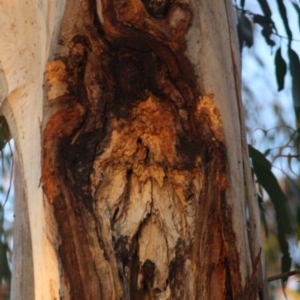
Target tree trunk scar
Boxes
[41,0,246,298]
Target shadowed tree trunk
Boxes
[0,0,268,299]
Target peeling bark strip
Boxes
[42,0,248,299]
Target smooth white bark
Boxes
[186,0,265,286]
[0,1,66,299]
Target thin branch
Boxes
[271,163,299,178]
[274,154,300,159]
[250,126,299,166]
[267,268,300,282]
[251,125,296,141]
[273,32,300,42]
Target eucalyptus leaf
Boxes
[253,14,276,46]
[291,2,300,31]
[263,148,271,156]
[287,154,293,174]
[277,217,292,288]
[275,47,287,91]
[237,13,253,50]
[0,241,10,280]
[0,117,10,152]
[288,49,300,128]
[257,0,272,18]
[257,192,269,237]
[287,177,300,208]
[276,0,292,42]
[248,145,292,234]
[249,144,292,289]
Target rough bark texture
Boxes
[40,0,262,299]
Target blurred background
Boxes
[238,0,300,298]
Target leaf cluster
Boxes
[237,0,300,128]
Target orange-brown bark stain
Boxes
[40,0,249,299]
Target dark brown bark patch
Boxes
[42,0,247,299]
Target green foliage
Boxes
[275,47,287,91]
[237,0,300,295]
[237,13,254,50]
[236,0,300,131]
[249,145,292,287]
[276,0,292,42]
[288,49,300,130]
[257,0,272,18]
[249,145,292,234]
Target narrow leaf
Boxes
[261,27,276,47]
[237,13,253,50]
[288,49,300,128]
[291,2,300,32]
[277,218,292,288]
[0,241,10,280]
[253,15,276,46]
[257,0,272,18]
[0,117,11,152]
[257,192,269,237]
[287,177,300,217]
[253,14,270,27]
[248,145,292,234]
[281,253,292,288]
[287,154,293,173]
[263,148,271,156]
[275,47,287,91]
[276,0,292,41]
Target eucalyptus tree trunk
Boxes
[0,0,268,299]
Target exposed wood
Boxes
[40,0,264,299]
[0,0,267,299]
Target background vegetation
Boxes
[237,0,300,298]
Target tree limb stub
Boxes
[42,0,254,299]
